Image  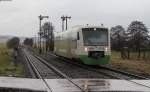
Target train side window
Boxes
[77,32,80,40]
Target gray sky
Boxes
[0,0,150,37]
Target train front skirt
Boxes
[78,55,110,65]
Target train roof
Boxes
[54,25,108,36]
[72,25,108,29]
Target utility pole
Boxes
[34,35,36,48]
[38,15,49,54]
[50,22,54,51]
[37,33,39,49]
[65,16,71,30]
[61,15,65,31]
[42,26,45,52]
[61,15,71,31]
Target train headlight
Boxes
[84,47,88,52]
[105,47,108,52]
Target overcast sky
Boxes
[0,0,149,37]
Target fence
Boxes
[121,47,150,60]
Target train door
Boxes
[76,31,82,54]
[77,32,80,48]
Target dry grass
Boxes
[110,51,150,77]
[0,44,24,76]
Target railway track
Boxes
[35,52,115,79]
[44,52,150,89]
[22,49,150,91]
[22,49,86,92]
[46,52,149,80]
[65,58,149,79]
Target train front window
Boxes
[82,28,108,46]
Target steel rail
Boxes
[33,54,86,92]
[22,50,37,78]
[24,49,86,92]
[23,49,52,92]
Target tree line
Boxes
[6,20,150,59]
[111,21,150,58]
[6,22,55,52]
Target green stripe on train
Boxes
[78,55,110,65]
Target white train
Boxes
[54,25,111,65]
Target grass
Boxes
[110,51,150,77]
[0,44,24,77]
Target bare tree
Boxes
[110,25,126,51]
[127,21,149,57]
[42,22,54,51]
[23,38,33,47]
[7,37,20,49]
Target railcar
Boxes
[54,25,111,65]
